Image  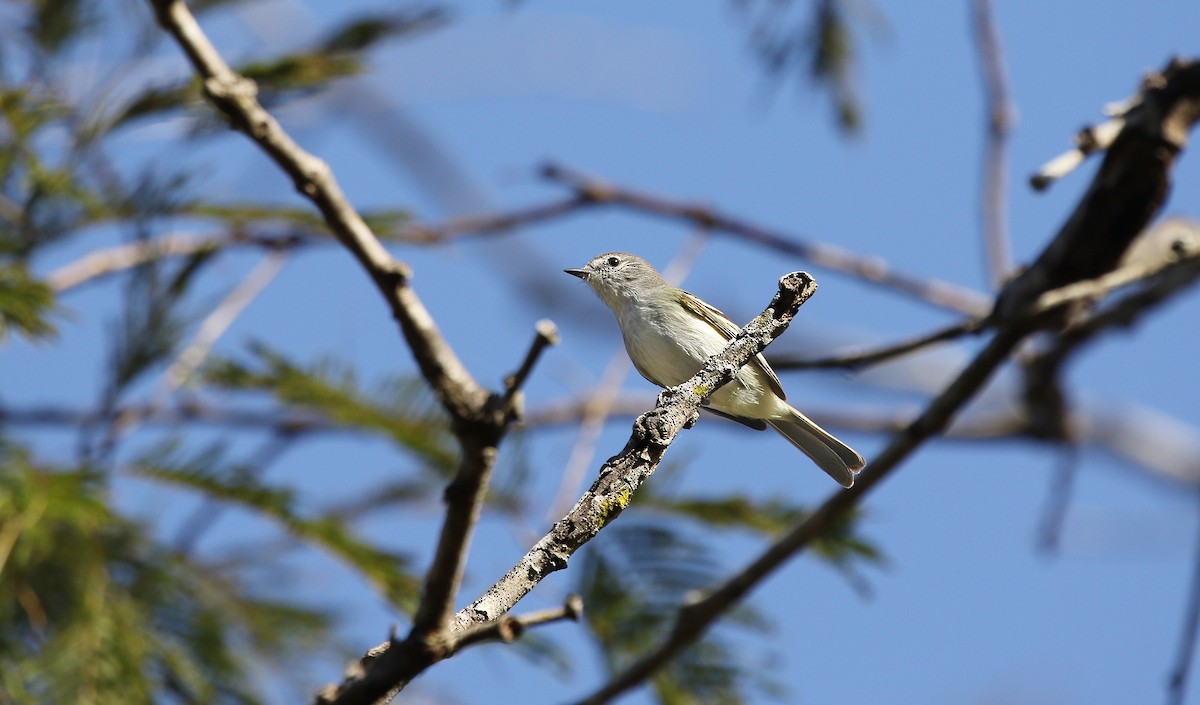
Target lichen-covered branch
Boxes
[451,271,818,631]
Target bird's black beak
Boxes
[563,268,588,280]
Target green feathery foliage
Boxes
[732,0,879,132]
[131,440,421,612]
[0,440,335,705]
[576,521,782,705]
[643,493,884,594]
[0,263,56,342]
[204,342,458,474]
[108,8,449,133]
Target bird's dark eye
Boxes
[606,256,620,267]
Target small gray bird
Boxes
[565,252,865,487]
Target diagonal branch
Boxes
[409,321,558,641]
[320,270,818,704]
[147,0,486,420]
[503,320,561,408]
[451,272,818,631]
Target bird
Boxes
[565,252,865,487]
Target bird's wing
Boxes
[677,289,787,400]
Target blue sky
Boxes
[11,1,1200,703]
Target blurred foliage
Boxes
[577,520,783,705]
[644,493,883,593]
[204,342,458,473]
[0,439,335,705]
[29,0,98,55]
[576,494,880,702]
[131,439,421,611]
[109,6,449,132]
[0,262,56,341]
[203,342,535,513]
[731,0,881,132]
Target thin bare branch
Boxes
[448,594,584,654]
[540,162,994,316]
[1030,117,1125,191]
[401,195,593,243]
[48,234,229,291]
[1036,445,1081,553]
[1168,493,1200,705]
[503,320,560,409]
[970,0,1016,289]
[162,251,289,394]
[771,318,985,370]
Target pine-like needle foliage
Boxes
[204,342,458,475]
[577,521,782,705]
[0,441,334,705]
[131,439,421,612]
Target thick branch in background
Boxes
[1000,59,1200,315]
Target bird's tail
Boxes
[767,407,865,488]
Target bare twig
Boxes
[45,196,597,292]
[970,0,1016,288]
[448,594,584,654]
[1036,445,1081,553]
[540,162,994,316]
[400,195,592,243]
[771,318,985,370]
[48,234,230,292]
[161,251,289,394]
[1030,117,1126,191]
[1168,493,1200,705]
[502,320,560,408]
[772,237,1198,374]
